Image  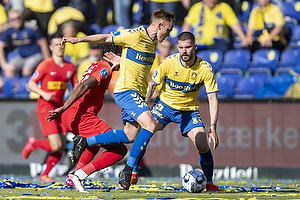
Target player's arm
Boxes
[145,80,157,104]
[47,76,98,121]
[61,34,112,45]
[207,92,219,150]
[27,79,53,101]
[37,37,50,59]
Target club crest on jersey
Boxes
[191,72,197,80]
[32,71,39,79]
[112,31,121,36]
[100,68,108,78]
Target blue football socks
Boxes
[86,129,130,146]
[126,128,153,168]
[132,149,146,173]
[199,149,214,183]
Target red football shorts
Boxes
[61,106,112,137]
[38,102,68,137]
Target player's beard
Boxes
[180,53,192,62]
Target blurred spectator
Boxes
[149,38,173,98]
[145,0,179,14]
[114,0,134,28]
[2,0,24,12]
[182,0,249,53]
[0,9,50,77]
[47,6,85,36]
[22,0,54,37]
[95,0,114,28]
[0,3,8,34]
[244,0,287,53]
[61,20,89,67]
[77,43,102,81]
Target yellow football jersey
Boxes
[184,2,238,46]
[248,3,285,43]
[112,26,158,97]
[152,54,218,111]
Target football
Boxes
[182,169,207,193]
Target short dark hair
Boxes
[49,32,64,42]
[177,32,195,44]
[150,8,176,24]
[99,43,122,56]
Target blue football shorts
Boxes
[114,89,150,124]
[151,98,204,137]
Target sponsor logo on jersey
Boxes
[126,48,155,65]
[166,77,203,93]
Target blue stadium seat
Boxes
[215,76,235,98]
[198,85,207,99]
[280,1,300,23]
[0,76,17,98]
[197,49,223,72]
[167,25,181,46]
[132,0,143,25]
[216,68,243,86]
[222,49,251,71]
[289,25,300,48]
[248,67,272,83]
[278,48,300,68]
[234,77,265,98]
[256,75,294,98]
[101,25,125,34]
[250,49,280,72]
[237,1,252,24]
[14,76,30,98]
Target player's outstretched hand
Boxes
[103,52,121,71]
[60,37,79,45]
[208,129,219,150]
[47,107,64,121]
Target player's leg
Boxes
[67,144,126,193]
[119,110,156,190]
[39,133,66,182]
[187,128,221,192]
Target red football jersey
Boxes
[31,57,78,105]
[72,60,112,115]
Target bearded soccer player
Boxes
[22,33,78,182]
[69,32,222,192]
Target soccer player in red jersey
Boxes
[47,44,127,192]
[22,33,78,182]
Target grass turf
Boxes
[0,176,300,199]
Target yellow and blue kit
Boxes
[248,3,286,44]
[152,53,219,111]
[111,25,158,97]
[184,2,238,46]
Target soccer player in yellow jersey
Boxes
[70,32,222,192]
[60,8,175,190]
[146,31,221,192]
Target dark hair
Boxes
[177,32,195,44]
[99,43,122,56]
[49,32,64,42]
[150,8,176,24]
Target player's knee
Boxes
[198,146,210,154]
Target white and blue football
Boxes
[182,169,207,193]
